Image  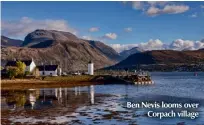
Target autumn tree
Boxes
[6,61,26,79]
[16,61,26,78]
[7,66,19,79]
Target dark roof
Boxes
[1,69,7,74]
[37,65,58,71]
[6,60,32,66]
[89,60,93,63]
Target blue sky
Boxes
[1,1,204,52]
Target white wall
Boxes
[88,63,94,75]
[57,68,62,76]
[39,70,58,76]
[29,61,36,72]
[25,61,36,72]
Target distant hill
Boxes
[1,36,23,47]
[1,29,121,71]
[111,50,204,69]
[119,47,143,59]
[199,48,204,51]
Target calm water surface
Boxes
[1,72,204,125]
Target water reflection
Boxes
[89,85,95,104]
[2,72,204,125]
[1,86,95,111]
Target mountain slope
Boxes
[22,29,121,61]
[1,36,23,47]
[119,47,143,59]
[112,50,204,68]
[1,29,120,71]
[86,40,122,61]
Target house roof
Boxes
[1,69,7,74]
[6,60,33,66]
[37,65,58,71]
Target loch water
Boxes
[1,72,204,125]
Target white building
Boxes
[6,59,36,72]
[88,61,94,75]
[37,65,61,76]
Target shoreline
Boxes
[1,75,126,89]
[1,74,155,89]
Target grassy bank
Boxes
[44,75,96,82]
[1,75,126,90]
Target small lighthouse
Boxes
[88,60,94,75]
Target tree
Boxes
[7,66,19,79]
[6,61,26,79]
[16,61,26,78]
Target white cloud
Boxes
[147,6,161,16]
[124,27,133,32]
[109,39,204,52]
[131,1,168,10]
[109,39,165,52]
[1,17,77,38]
[82,33,118,42]
[201,5,204,9]
[127,2,190,16]
[109,44,138,52]
[194,41,204,49]
[162,5,189,14]
[89,27,99,32]
[138,39,165,50]
[170,39,204,50]
[146,5,189,16]
[103,33,117,40]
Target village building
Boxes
[88,61,94,75]
[37,65,61,76]
[5,59,36,72]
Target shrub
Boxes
[7,66,19,79]
[24,71,30,77]
[6,61,27,79]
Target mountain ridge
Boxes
[111,50,204,69]
[1,30,121,71]
[1,36,23,47]
[119,47,143,59]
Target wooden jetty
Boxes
[114,71,154,85]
